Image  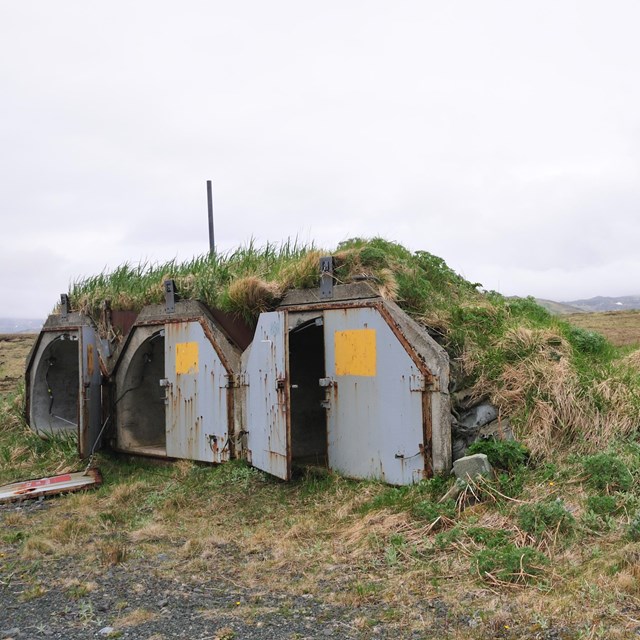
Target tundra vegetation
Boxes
[1,238,640,638]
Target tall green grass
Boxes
[70,238,319,319]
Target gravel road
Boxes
[0,500,590,640]
[0,501,459,640]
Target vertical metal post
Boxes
[60,293,70,318]
[207,180,215,255]
[320,257,334,299]
[164,280,177,313]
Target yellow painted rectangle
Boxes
[176,341,199,375]
[334,329,376,377]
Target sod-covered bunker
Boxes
[25,296,103,457]
[25,268,452,484]
[26,237,639,482]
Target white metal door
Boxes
[165,321,231,463]
[323,307,427,485]
[242,311,290,480]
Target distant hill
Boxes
[535,299,585,315]
[563,295,640,313]
[536,296,640,315]
[0,318,43,334]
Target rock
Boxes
[452,387,477,411]
[2,629,20,639]
[452,454,493,482]
[98,627,116,637]
[478,417,514,441]
[451,438,467,462]
[452,403,512,459]
[158,597,169,608]
[457,403,497,434]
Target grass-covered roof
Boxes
[69,237,640,457]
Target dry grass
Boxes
[225,276,282,317]
[97,539,129,566]
[128,522,169,543]
[115,608,158,626]
[565,310,640,347]
[0,334,35,395]
[278,249,325,289]
[623,348,640,370]
[21,536,60,559]
[2,451,639,637]
[467,327,640,456]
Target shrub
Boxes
[517,500,576,539]
[494,469,527,499]
[473,544,548,583]
[585,495,620,517]
[466,439,530,472]
[434,525,463,549]
[582,453,633,492]
[412,499,457,523]
[562,325,612,358]
[466,526,511,549]
[627,514,640,542]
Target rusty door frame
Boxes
[78,325,103,458]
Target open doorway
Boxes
[289,317,327,467]
[32,333,79,435]
[117,330,166,456]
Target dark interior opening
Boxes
[32,333,79,435]
[289,319,327,466]
[118,331,166,455]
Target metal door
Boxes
[78,326,103,458]
[242,311,290,480]
[165,321,232,463]
[323,307,427,484]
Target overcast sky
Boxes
[2,1,639,318]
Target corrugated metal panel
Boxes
[165,321,231,463]
[323,307,427,485]
[241,311,290,480]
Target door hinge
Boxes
[411,374,439,392]
[235,373,249,387]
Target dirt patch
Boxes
[0,334,36,396]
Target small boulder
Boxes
[452,453,493,482]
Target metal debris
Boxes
[0,468,102,503]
